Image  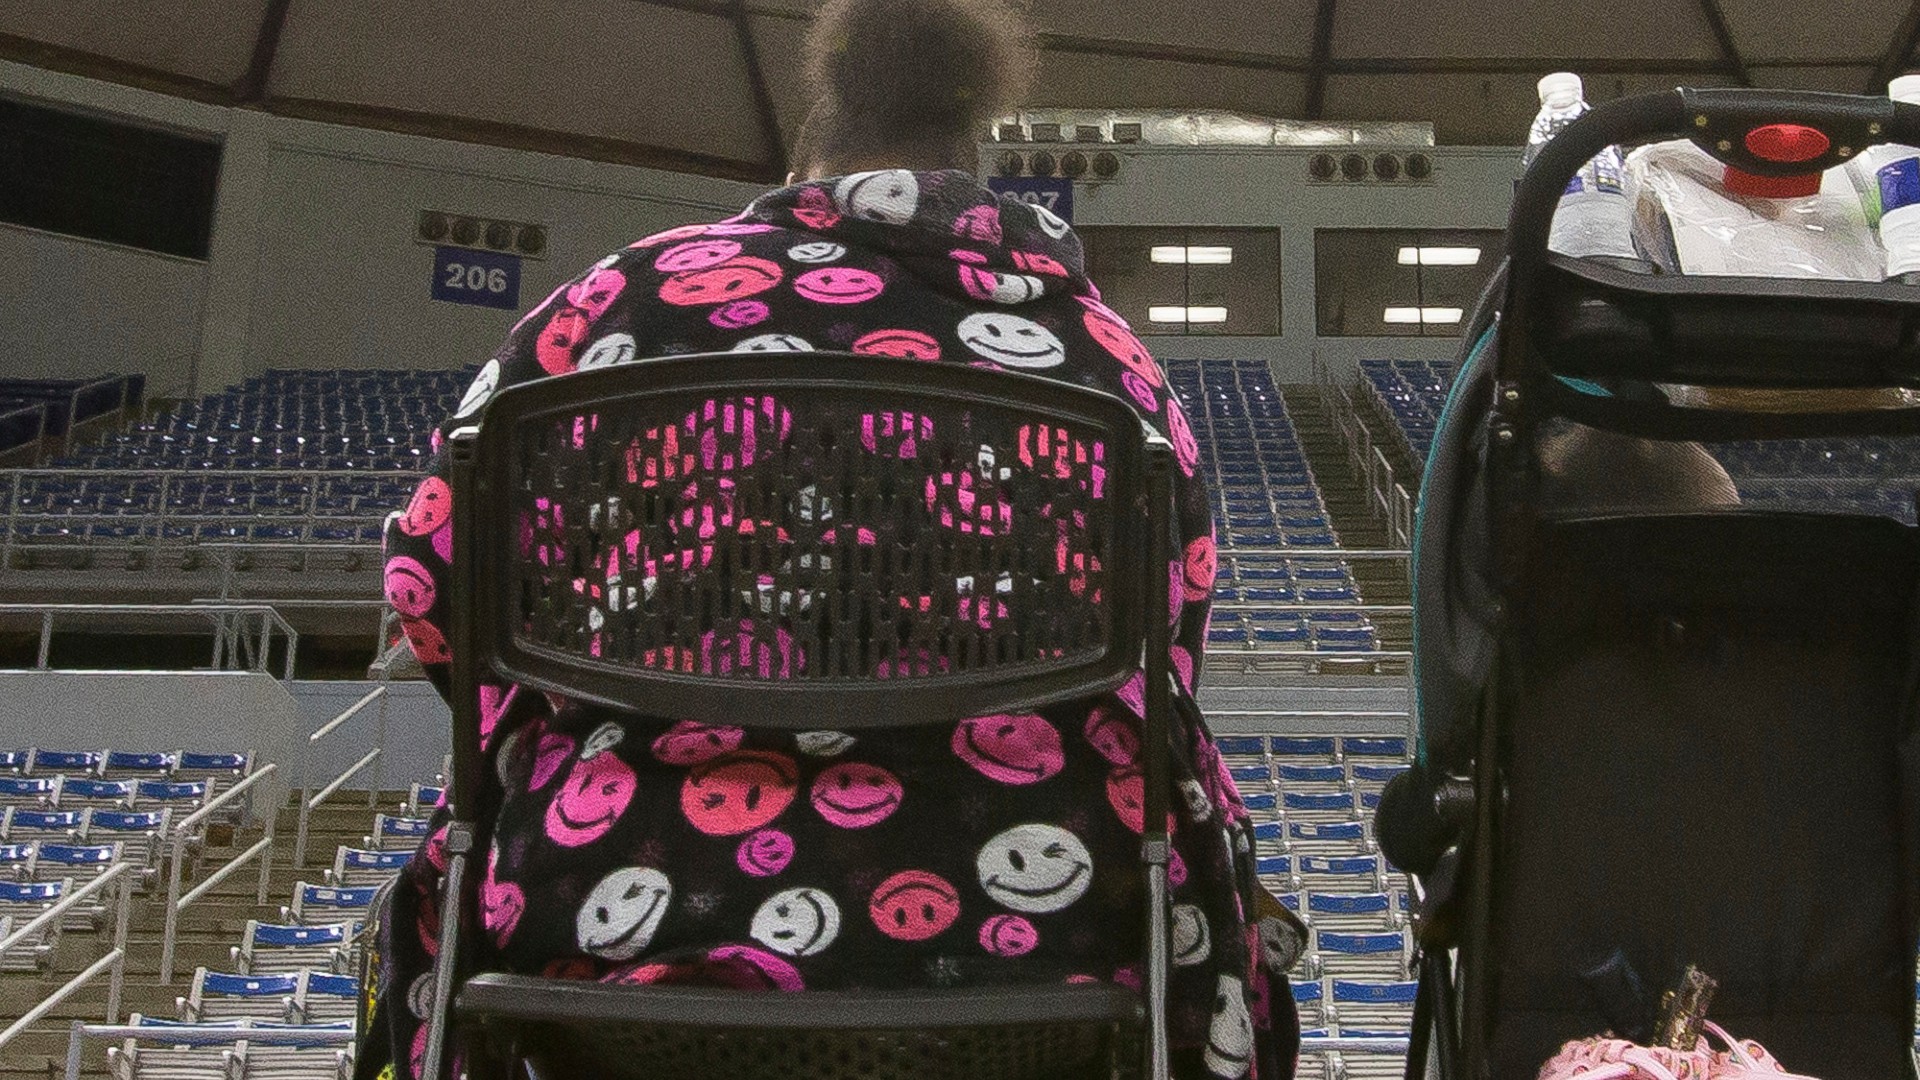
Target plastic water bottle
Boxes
[1873,74,1920,282]
[1523,73,1640,262]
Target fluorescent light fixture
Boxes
[1396,246,1483,266]
[1149,305,1230,324]
[1150,245,1235,264]
[1383,306,1464,324]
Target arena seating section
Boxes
[1361,359,1920,522]
[0,376,144,464]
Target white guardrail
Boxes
[159,763,280,983]
[293,686,389,867]
[0,862,136,1056]
[62,1020,357,1080]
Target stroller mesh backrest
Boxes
[466,356,1155,726]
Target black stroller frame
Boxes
[1382,89,1920,1080]
[416,353,1182,1080]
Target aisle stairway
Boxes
[0,796,392,1080]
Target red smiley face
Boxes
[979,913,1038,957]
[1083,706,1141,767]
[809,762,903,828]
[952,714,1064,785]
[793,267,885,305]
[1105,766,1175,834]
[1078,298,1163,388]
[658,257,784,307]
[1183,534,1217,601]
[851,328,941,361]
[565,266,628,321]
[383,556,435,618]
[537,307,592,376]
[650,720,745,766]
[397,477,451,537]
[400,617,450,665]
[544,753,637,847]
[654,239,743,273]
[679,750,799,835]
[868,870,960,941]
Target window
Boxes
[1079,227,1280,336]
[1314,229,1505,337]
[0,98,221,259]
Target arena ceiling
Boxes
[1,0,1913,182]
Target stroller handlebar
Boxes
[1508,88,1920,285]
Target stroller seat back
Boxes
[1490,512,1920,1080]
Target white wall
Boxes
[0,60,763,396]
[2,58,1522,397]
[1059,145,1521,380]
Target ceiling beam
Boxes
[729,0,788,179]
[263,96,774,184]
[1870,0,1920,92]
[1035,33,1307,73]
[0,31,237,106]
[1303,0,1338,119]
[233,0,296,105]
[1694,0,1750,85]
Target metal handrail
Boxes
[1297,1036,1412,1053]
[0,602,299,680]
[0,867,134,1060]
[159,763,279,983]
[292,686,389,867]
[64,1019,356,1080]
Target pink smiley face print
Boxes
[651,720,746,766]
[809,762,903,828]
[537,307,593,376]
[658,257,784,307]
[544,752,638,847]
[654,239,742,273]
[629,224,713,249]
[868,870,960,941]
[705,945,804,991]
[709,299,770,330]
[979,913,1038,957]
[679,750,799,836]
[953,204,1002,244]
[792,185,841,231]
[1083,706,1141,767]
[530,728,575,790]
[1183,534,1217,602]
[1164,400,1200,477]
[397,477,451,537]
[952,714,1064,785]
[851,328,941,361]
[400,617,450,665]
[793,266,885,305]
[481,853,526,948]
[566,266,627,322]
[1105,766,1175,834]
[1078,298,1163,388]
[1121,370,1160,414]
[384,556,435,618]
[736,828,795,876]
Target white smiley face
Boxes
[749,886,841,957]
[406,972,436,1019]
[1203,975,1255,1079]
[1181,779,1213,822]
[794,731,854,757]
[578,333,638,371]
[1030,203,1071,239]
[986,272,1045,305]
[576,866,672,961]
[834,169,920,225]
[580,722,624,760]
[454,359,500,419]
[731,334,814,353]
[1171,904,1211,967]
[976,823,1093,914]
[787,241,847,264]
[1258,913,1304,972]
[956,313,1066,369]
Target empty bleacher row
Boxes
[1219,733,1416,1077]
[1360,359,1920,522]
[0,376,146,466]
[1171,359,1379,656]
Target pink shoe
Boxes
[1537,1036,1714,1080]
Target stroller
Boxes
[1377,88,1920,1080]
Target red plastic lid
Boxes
[1722,165,1821,198]
[1745,123,1830,163]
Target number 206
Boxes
[443,263,510,294]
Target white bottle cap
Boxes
[1890,74,1920,104]
[1538,72,1584,108]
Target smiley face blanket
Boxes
[360,170,1300,1080]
